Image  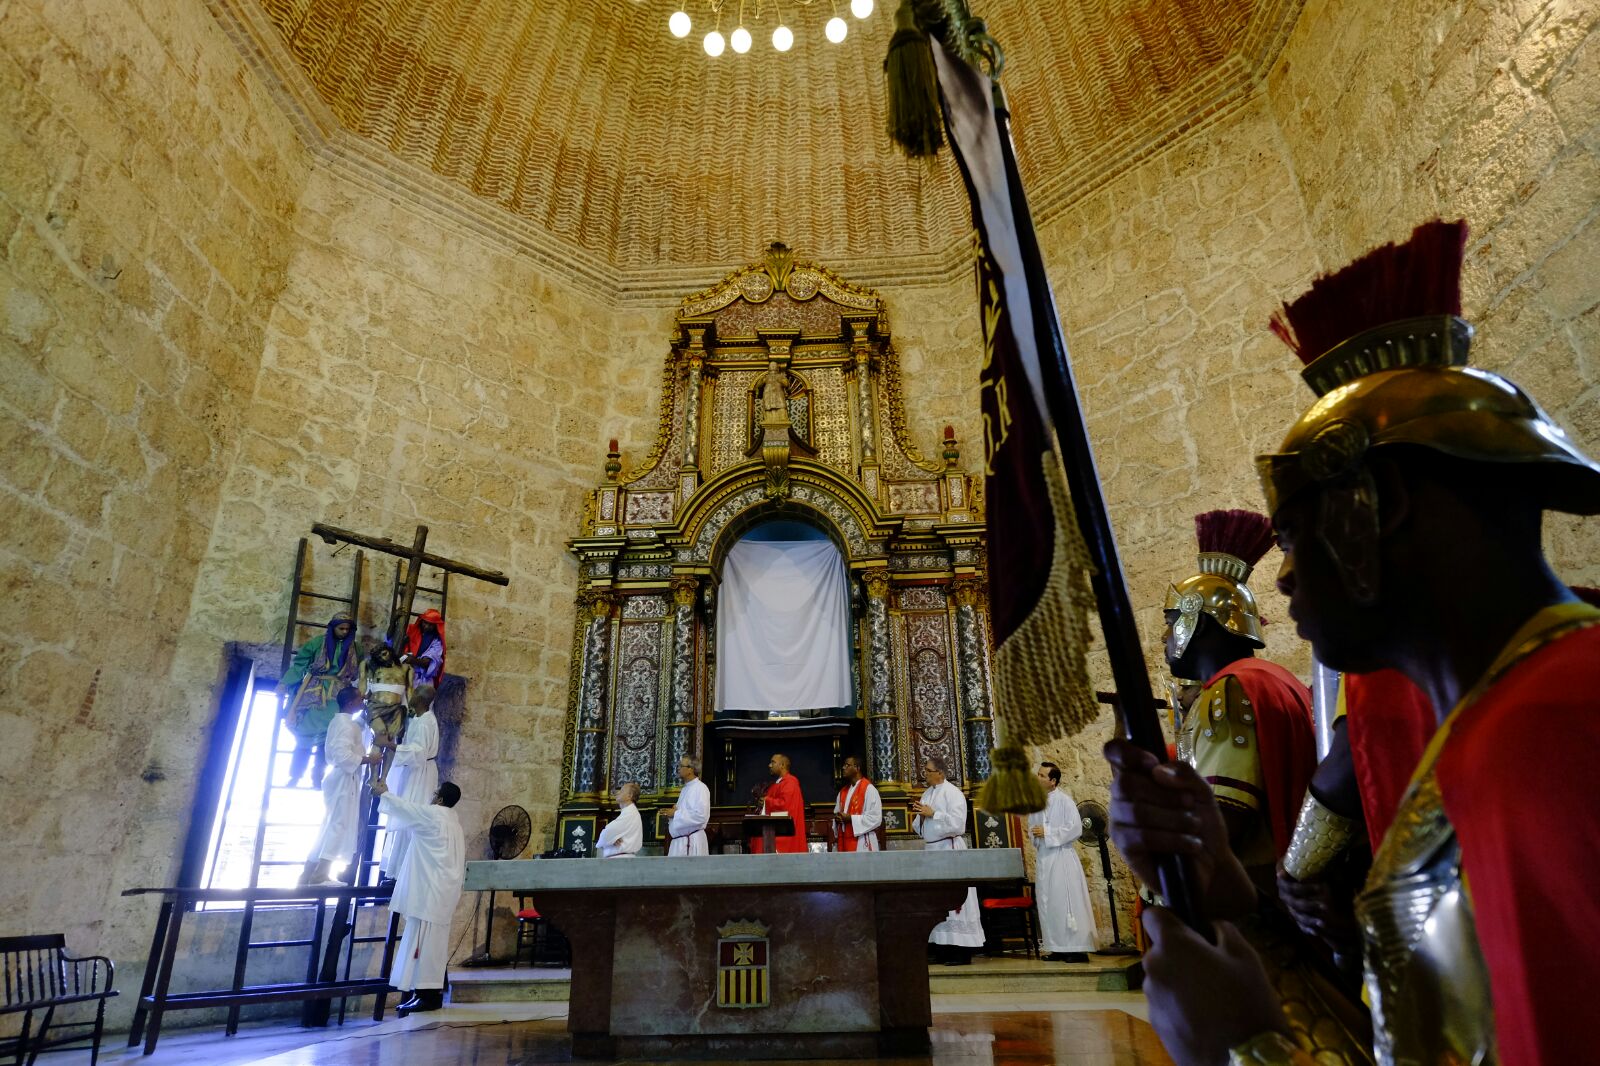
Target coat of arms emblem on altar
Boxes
[715,919,771,1008]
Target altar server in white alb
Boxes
[377,685,440,884]
[1030,762,1099,961]
[912,755,985,964]
[373,777,464,1017]
[300,686,377,887]
[597,782,643,858]
[666,758,711,856]
[833,755,882,851]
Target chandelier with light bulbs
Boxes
[666,0,875,56]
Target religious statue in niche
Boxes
[758,359,794,422]
[360,644,411,784]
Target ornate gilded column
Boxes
[571,589,616,797]
[856,350,877,463]
[952,578,995,782]
[667,575,699,776]
[862,568,900,784]
[682,352,704,470]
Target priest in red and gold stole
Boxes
[1108,220,1600,1066]
[751,754,808,854]
[832,756,883,852]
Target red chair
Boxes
[980,891,1040,958]
[513,898,571,968]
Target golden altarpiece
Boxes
[555,246,1003,853]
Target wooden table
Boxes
[468,849,1024,1059]
[121,886,399,1055]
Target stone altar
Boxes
[466,849,1024,1059]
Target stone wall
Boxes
[1020,93,1325,937]
[165,158,657,962]
[0,0,309,1003]
[1269,0,1600,587]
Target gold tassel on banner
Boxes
[981,447,1101,815]
[884,0,944,159]
[976,744,1045,814]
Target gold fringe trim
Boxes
[992,443,1100,744]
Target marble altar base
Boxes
[466,850,1023,1059]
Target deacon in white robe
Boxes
[598,782,643,858]
[912,757,985,952]
[1029,764,1100,957]
[667,758,711,856]
[379,687,441,880]
[301,687,371,886]
[833,756,882,851]
[377,778,464,1012]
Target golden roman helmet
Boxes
[1257,221,1600,522]
[1163,510,1275,657]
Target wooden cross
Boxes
[311,522,510,645]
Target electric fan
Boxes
[461,805,532,966]
[1078,799,1136,955]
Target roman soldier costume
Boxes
[1235,220,1600,1066]
[1167,509,1317,873]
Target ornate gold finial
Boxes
[604,438,622,482]
[942,425,960,468]
[762,241,796,292]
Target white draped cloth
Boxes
[1030,789,1100,953]
[598,804,642,858]
[381,710,440,876]
[916,781,985,947]
[310,713,367,863]
[668,778,711,856]
[382,791,464,992]
[715,539,852,711]
[834,779,882,851]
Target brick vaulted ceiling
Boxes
[243,0,1299,281]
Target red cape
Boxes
[1343,669,1435,849]
[1212,659,1317,857]
[752,774,807,853]
[1435,620,1600,1066]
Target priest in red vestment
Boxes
[752,753,808,854]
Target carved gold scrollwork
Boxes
[670,575,700,608]
[862,567,892,599]
[951,577,987,609]
[578,588,617,619]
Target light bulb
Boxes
[772,24,793,51]
[825,15,847,41]
[703,30,725,55]
[731,26,751,52]
[669,9,691,36]
[850,0,872,17]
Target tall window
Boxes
[198,678,389,903]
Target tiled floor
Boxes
[45,995,1168,1065]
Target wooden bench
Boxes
[1,934,117,1066]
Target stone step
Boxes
[448,955,1141,1003]
[451,967,572,1003]
[928,956,1142,994]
